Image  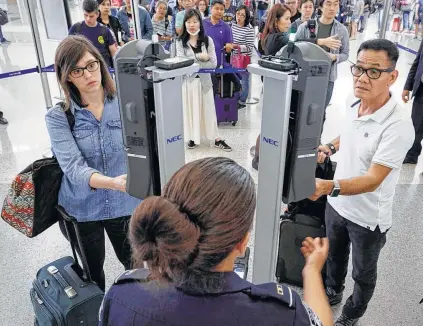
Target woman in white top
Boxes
[177,8,232,151]
[231,5,255,107]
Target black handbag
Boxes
[1,104,74,237]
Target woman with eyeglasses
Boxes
[197,0,210,18]
[45,35,140,291]
[98,0,125,45]
[231,5,255,107]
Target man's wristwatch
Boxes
[330,180,341,197]
[326,143,337,155]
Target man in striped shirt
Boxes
[231,6,255,105]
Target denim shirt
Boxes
[45,97,141,222]
[117,5,153,41]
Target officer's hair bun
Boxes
[130,196,201,281]
[129,157,256,291]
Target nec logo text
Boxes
[263,136,279,147]
[167,134,183,144]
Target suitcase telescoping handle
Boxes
[56,205,93,283]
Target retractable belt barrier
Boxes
[1,42,415,80]
[0,43,262,80]
[396,42,419,56]
[0,65,247,80]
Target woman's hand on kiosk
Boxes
[301,237,329,273]
[111,174,127,192]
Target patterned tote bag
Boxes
[1,104,74,237]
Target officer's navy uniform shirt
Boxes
[99,269,322,325]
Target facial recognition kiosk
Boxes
[249,42,332,284]
[114,40,198,199]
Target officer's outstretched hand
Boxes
[301,237,329,272]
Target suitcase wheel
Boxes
[232,121,237,126]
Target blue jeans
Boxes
[240,72,250,103]
[257,9,266,25]
[403,10,411,30]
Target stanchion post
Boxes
[379,0,391,39]
[131,0,142,40]
[25,0,53,109]
[245,73,260,105]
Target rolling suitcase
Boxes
[214,50,240,126]
[276,158,336,286]
[31,206,104,326]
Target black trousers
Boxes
[406,83,423,160]
[325,204,387,319]
[59,216,132,292]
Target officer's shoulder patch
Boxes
[113,268,151,285]
[247,282,298,308]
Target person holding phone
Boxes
[100,157,333,326]
[152,0,174,47]
[97,0,125,45]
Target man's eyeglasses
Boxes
[70,60,100,78]
[350,64,394,80]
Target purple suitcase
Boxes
[214,51,239,126]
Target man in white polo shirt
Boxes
[310,39,414,326]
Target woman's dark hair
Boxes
[197,0,210,17]
[130,157,256,292]
[261,3,290,49]
[300,0,314,7]
[357,39,399,67]
[179,8,209,49]
[236,5,250,27]
[97,0,110,5]
[54,35,115,109]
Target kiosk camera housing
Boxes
[114,40,169,199]
[280,42,331,203]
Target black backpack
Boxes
[306,19,317,38]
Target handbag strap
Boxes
[58,101,75,131]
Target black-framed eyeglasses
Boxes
[350,63,394,80]
[70,60,100,78]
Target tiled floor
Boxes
[0,6,422,326]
